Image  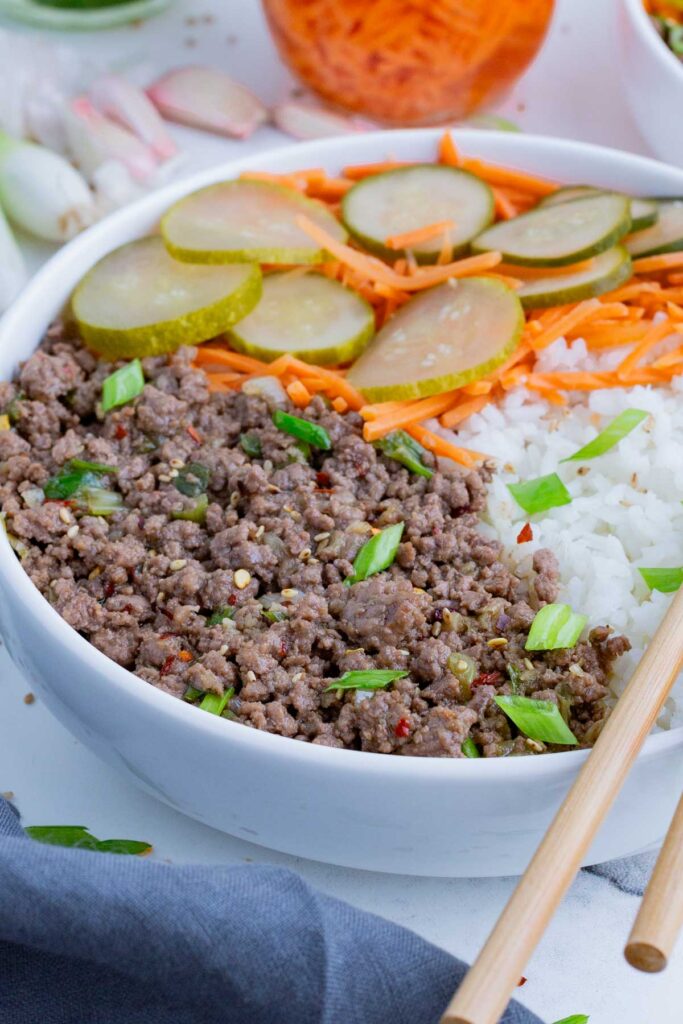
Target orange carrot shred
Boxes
[438,131,462,168]
[386,219,455,251]
[286,379,312,408]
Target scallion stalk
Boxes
[272,409,332,450]
[101,359,144,412]
[324,669,408,692]
[374,429,433,479]
[199,687,235,716]
[345,522,404,585]
[525,603,587,651]
[494,695,578,745]
[639,567,683,593]
[461,738,481,758]
[560,409,648,462]
[508,473,572,515]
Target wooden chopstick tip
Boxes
[624,940,668,973]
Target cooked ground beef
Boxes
[0,329,631,757]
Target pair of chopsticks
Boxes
[441,586,683,1024]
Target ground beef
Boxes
[0,331,631,757]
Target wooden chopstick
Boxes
[625,791,683,973]
[441,585,683,1024]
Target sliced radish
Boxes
[89,75,178,162]
[146,67,267,140]
[162,179,347,265]
[72,236,262,359]
[229,271,375,365]
[273,101,364,140]
[65,98,158,184]
[347,277,524,402]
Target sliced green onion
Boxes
[526,603,588,651]
[345,521,405,585]
[324,669,408,692]
[199,686,234,715]
[461,738,481,758]
[639,567,683,593]
[44,469,97,500]
[447,653,478,685]
[507,664,523,692]
[550,1017,589,1024]
[507,473,572,514]
[101,359,144,412]
[174,462,210,497]
[494,695,578,745]
[262,607,288,623]
[374,429,433,479]
[68,458,118,474]
[561,408,648,462]
[272,409,332,450]
[183,685,204,702]
[239,432,262,458]
[26,825,151,855]
[171,493,208,523]
[74,487,123,516]
[206,606,235,626]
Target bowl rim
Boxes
[623,0,683,83]
[2,125,682,780]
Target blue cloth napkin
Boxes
[0,797,543,1024]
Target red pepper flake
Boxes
[44,498,74,507]
[187,425,203,446]
[177,650,193,663]
[518,976,527,987]
[160,654,176,676]
[228,594,237,606]
[472,671,503,688]
[315,488,334,494]
[114,423,128,440]
[104,580,116,599]
[516,522,533,544]
[278,638,288,659]
[315,471,330,488]
[394,717,411,738]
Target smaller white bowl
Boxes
[619,0,683,166]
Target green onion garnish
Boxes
[461,738,481,758]
[374,429,433,479]
[639,567,683,593]
[507,473,572,515]
[272,409,332,450]
[525,603,587,651]
[174,462,210,497]
[25,825,151,856]
[560,408,648,462]
[262,607,288,623]
[324,669,408,692]
[199,687,234,716]
[507,664,523,692]
[74,487,123,517]
[101,359,144,413]
[44,469,97,500]
[183,685,204,702]
[206,607,235,626]
[494,695,578,745]
[345,522,404,585]
[171,493,208,523]
[239,432,262,458]
[69,458,118,474]
[550,1017,589,1024]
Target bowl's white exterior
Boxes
[619,0,683,167]
[1,129,683,877]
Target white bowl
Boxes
[619,0,683,166]
[2,129,683,878]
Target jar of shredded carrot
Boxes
[262,0,554,126]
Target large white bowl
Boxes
[1,129,683,878]
[619,0,683,166]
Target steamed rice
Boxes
[448,333,683,730]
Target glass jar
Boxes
[263,0,554,126]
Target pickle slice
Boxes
[228,271,375,365]
[472,194,632,267]
[347,277,523,402]
[516,246,632,309]
[626,199,683,257]
[162,179,347,265]
[341,164,494,263]
[72,236,262,358]
[541,187,657,232]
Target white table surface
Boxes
[0,0,681,1021]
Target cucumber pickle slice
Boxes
[516,245,632,309]
[228,271,375,366]
[541,186,657,232]
[347,277,523,402]
[472,193,632,267]
[162,180,348,265]
[626,199,683,257]
[341,164,494,263]
[72,236,262,359]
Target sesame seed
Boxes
[156,591,165,604]
[255,525,265,539]
[58,508,72,525]
[524,658,534,672]
[158,474,171,483]
[66,524,79,539]
[246,670,256,682]
[267,484,280,493]
[234,569,251,589]
[431,622,442,637]
[314,532,330,542]
[281,588,298,598]
[487,637,508,648]
[292,672,304,682]
[170,559,187,571]
[308,557,319,564]
[169,458,184,469]
[88,567,102,580]
[263,459,273,473]
[344,648,364,655]
[230,492,241,506]
[569,663,585,677]
[455,659,469,671]
[169,469,179,479]
[218,644,228,656]
[298,548,311,561]
[525,738,545,752]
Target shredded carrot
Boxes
[498,258,596,280]
[332,396,348,413]
[362,391,457,441]
[342,160,415,180]
[386,219,455,251]
[492,188,517,220]
[440,395,489,428]
[460,157,558,196]
[633,252,683,274]
[529,299,602,350]
[408,423,487,468]
[286,379,312,408]
[195,347,269,373]
[616,319,678,378]
[438,131,462,168]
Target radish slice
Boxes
[72,236,262,359]
[341,165,494,263]
[347,277,524,402]
[146,67,267,140]
[162,179,347,265]
[89,75,177,162]
[228,271,375,365]
[65,98,158,183]
[273,101,364,140]
[472,194,632,267]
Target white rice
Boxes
[446,333,683,730]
